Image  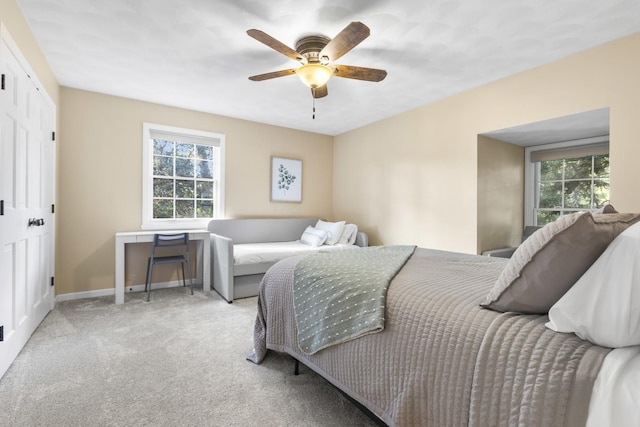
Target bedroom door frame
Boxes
[0,23,57,379]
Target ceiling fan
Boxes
[247,21,387,99]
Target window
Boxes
[526,138,609,226]
[142,123,225,229]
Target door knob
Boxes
[28,218,45,227]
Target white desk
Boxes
[115,230,210,304]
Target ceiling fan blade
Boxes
[320,22,370,62]
[312,85,328,98]
[247,29,305,63]
[248,69,296,81]
[333,65,387,82]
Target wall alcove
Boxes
[477,107,610,254]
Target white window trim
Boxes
[142,123,225,230]
[524,135,609,226]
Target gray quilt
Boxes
[248,248,609,427]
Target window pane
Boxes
[593,155,609,178]
[538,182,562,208]
[175,200,194,218]
[534,151,609,227]
[197,200,213,218]
[153,199,173,218]
[197,145,213,160]
[537,210,560,226]
[593,179,610,207]
[175,180,194,198]
[176,158,194,177]
[564,180,592,208]
[176,143,195,158]
[146,126,223,223]
[540,159,563,181]
[153,156,173,176]
[153,178,173,197]
[564,157,592,180]
[196,160,214,179]
[153,139,174,156]
[196,181,214,199]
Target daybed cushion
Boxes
[208,218,319,244]
[481,211,640,314]
[546,221,640,347]
[233,241,356,266]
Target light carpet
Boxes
[0,287,377,426]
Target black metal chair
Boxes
[145,233,193,301]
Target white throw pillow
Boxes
[337,224,358,245]
[546,221,640,347]
[314,220,345,245]
[300,226,328,247]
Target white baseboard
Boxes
[55,280,203,303]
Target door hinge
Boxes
[50,277,55,287]
[1,74,5,90]
[51,204,55,214]
[0,325,3,342]
[51,131,55,141]
[0,200,4,215]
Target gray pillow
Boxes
[600,204,618,213]
[481,211,640,314]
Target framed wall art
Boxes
[271,157,302,202]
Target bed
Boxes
[247,210,640,427]
[208,218,367,301]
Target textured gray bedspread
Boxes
[294,245,416,354]
[248,248,609,427]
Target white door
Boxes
[0,27,56,379]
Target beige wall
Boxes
[7,0,640,295]
[334,33,640,254]
[58,88,333,294]
[477,137,524,254]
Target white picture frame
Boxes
[271,157,302,202]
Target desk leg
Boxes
[195,240,203,285]
[203,237,210,293]
[115,238,125,304]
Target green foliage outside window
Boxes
[536,154,609,225]
[152,139,216,220]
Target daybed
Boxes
[248,210,640,426]
[208,218,368,302]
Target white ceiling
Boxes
[482,107,610,147]
[16,0,640,136]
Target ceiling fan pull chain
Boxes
[312,95,316,119]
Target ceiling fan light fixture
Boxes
[295,63,333,88]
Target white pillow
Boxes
[546,221,640,347]
[337,223,358,245]
[300,226,328,247]
[314,220,345,245]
